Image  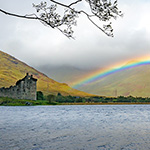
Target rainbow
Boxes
[71,58,150,89]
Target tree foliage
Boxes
[47,94,56,103]
[37,91,45,100]
[0,0,123,38]
[54,95,150,104]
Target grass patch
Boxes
[0,97,59,106]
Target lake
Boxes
[1,105,150,150]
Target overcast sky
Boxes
[0,0,150,73]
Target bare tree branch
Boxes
[0,8,37,20]
[0,0,123,38]
[68,0,83,7]
[50,0,72,9]
[0,8,55,28]
[87,15,113,37]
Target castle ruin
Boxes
[0,73,37,100]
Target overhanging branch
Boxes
[0,8,55,28]
[0,8,37,20]
[0,0,123,38]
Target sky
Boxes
[0,0,150,74]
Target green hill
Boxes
[77,64,150,97]
[0,50,93,97]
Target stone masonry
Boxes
[0,73,37,100]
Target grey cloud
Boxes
[0,0,150,74]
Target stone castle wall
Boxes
[0,73,37,100]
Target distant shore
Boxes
[1,97,150,106]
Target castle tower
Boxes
[0,73,37,100]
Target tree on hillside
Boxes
[37,91,45,100]
[0,0,123,38]
[47,94,56,103]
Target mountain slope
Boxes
[0,50,93,97]
[38,65,93,84]
[77,64,150,97]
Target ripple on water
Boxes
[1,105,150,150]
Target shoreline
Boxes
[1,102,150,106]
[59,102,150,105]
[1,96,150,106]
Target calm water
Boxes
[1,105,150,150]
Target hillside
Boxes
[0,50,93,97]
[38,65,93,84]
[77,64,150,97]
